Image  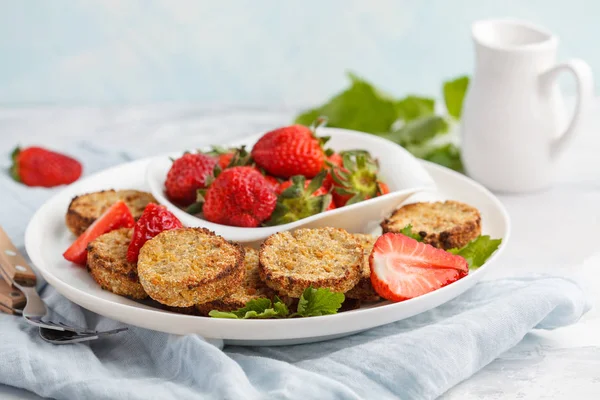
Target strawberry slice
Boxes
[369,233,468,302]
[126,203,183,263]
[63,200,135,266]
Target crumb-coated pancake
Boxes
[259,227,362,298]
[195,247,275,315]
[345,233,380,302]
[86,228,148,299]
[381,200,481,250]
[137,228,244,307]
[66,189,156,236]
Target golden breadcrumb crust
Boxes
[259,227,362,298]
[195,247,275,315]
[345,233,380,302]
[137,228,244,307]
[66,189,156,236]
[381,200,481,250]
[86,228,147,299]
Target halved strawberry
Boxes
[369,233,468,302]
[63,200,135,266]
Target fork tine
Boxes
[54,320,97,334]
[39,326,128,345]
[25,315,99,335]
[39,317,124,336]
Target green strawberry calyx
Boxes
[309,116,334,156]
[9,146,22,182]
[332,151,380,205]
[265,170,332,226]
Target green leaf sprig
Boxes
[295,73,470,172]
[449,236,502,269]
[209,287,344,319]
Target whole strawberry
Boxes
[203,166,277,227]
[268,171,334,226]
[165,153,217,206]
[127,203,183,263]
[11,146,82,187]
[251,125,326,179]
[332,151,389,207]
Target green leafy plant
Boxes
[295,73,470,172]
[449,235,502,269]
[209,287,344,319]
[208,297,290,319]
[399,224,423,242]
[293,287,345,317]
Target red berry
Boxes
[63,201,134,265]
[11,146,82,187]
[127,203,183,263]
[217,153,234,169]
[251,125,325,179]
[327,152,343,168]
[370,233,468,302]
[378,182,390,196]
[203,166,277,227]
[165,153,217,206]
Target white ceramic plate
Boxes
[146,128,436,244]
[25,156,510,346]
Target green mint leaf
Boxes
[422,143,464,173]
[443,76,469,119]
[239,309,282,319]
[208,310,241,319]
[295,72,402,135]
[449,235,502,269]
[273,296,290,316]
[185,201,203,215]
[395,95,435,122]
[296,287,345,317]
[387,115,449,147]
[209,297,289,319]
[399,224,423,241]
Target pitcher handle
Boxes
[539,59,594,159]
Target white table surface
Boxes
[1,104,599,399]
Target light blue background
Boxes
[0,0,597,106]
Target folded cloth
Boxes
[0,273,590,400]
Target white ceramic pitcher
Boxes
[461,19,594,193]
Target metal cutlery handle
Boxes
[0,226,37,286]
[0,277,25,314]
[0,226,47,319]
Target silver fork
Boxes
[0,226,127,344]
